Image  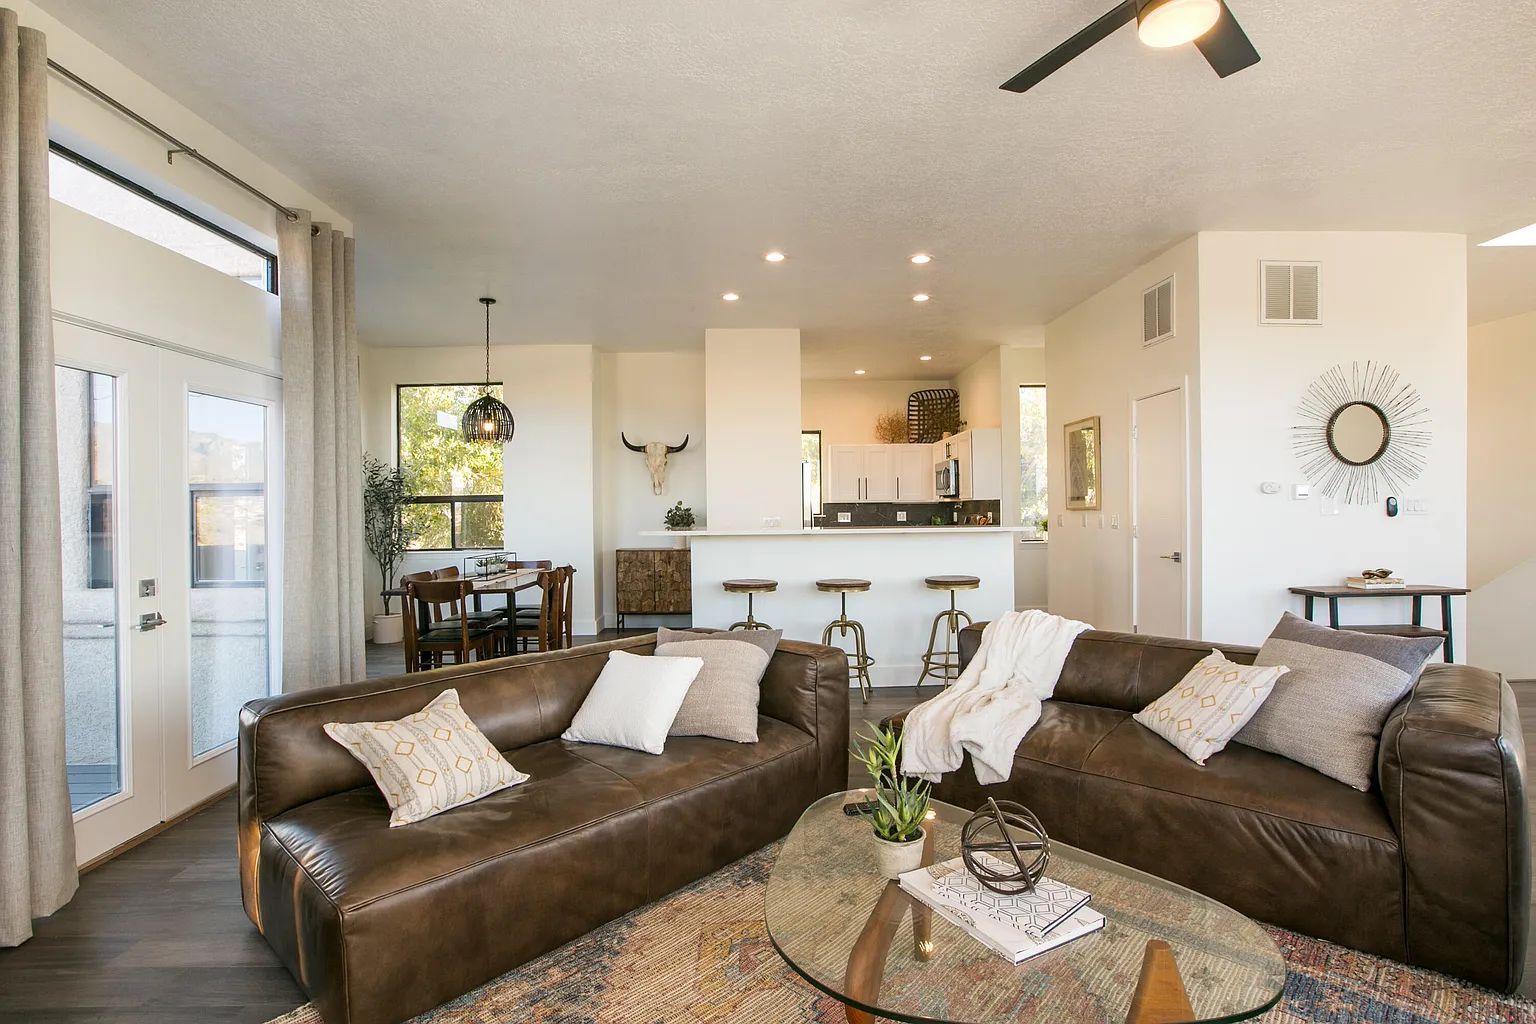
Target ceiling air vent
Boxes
[1142,276,1174,347]
[1260,260,1321,325]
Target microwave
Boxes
[934,458,960,498]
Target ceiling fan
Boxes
[1000,0,1260,94]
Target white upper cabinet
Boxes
[824,443,936,503]
[930,429,1001,501]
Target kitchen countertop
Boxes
[637,526,1033,537]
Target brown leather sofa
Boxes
[238,634,848,1024]
[920,625,1529,993]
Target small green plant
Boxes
[851,725,931,843]
[664,501,696,530]
[1038,517,1050,534]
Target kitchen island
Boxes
[638,526,1027,688]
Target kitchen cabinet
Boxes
[932,428,1002,501]
[824,443,933,503]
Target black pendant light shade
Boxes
[461,297,515,444]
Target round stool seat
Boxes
[925,574,981,591]
[816,578,871,593]
[723,578,778,593]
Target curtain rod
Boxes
[47,58,305,226]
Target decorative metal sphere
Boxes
[960,797,1051,895]
[461,392,515,444]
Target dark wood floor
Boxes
[0,647,922,1023]
[3,671,1531,1022]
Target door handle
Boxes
[1159,552,1183,563]
[135,612,168,631]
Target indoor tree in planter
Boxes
[363,454,421,644]
[852,724,932,878]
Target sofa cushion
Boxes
[655,627,779,742]
[1132,651,1287,765]
[262,741,643,911]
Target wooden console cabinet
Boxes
[615,548,691,627]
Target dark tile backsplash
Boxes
[816,499,1001,528]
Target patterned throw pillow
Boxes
[655,627,781,742]
[324,688,529,827]
[1235,612,1442,791]
[1133,651,1288,765]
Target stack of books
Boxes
[898,853,1104,964]
[1344,576,1405,590]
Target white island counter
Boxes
[639,526,1029,688]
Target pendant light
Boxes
[461,297,515,444]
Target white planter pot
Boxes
[873,828,927,880]
[372,612,404,645]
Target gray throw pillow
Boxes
[1234,612,1441,791]
[654,627,782,742]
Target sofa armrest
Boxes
[1378,663,1530,992]
[759,639,849,798]
[959,622,986,669]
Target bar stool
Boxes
[817,579,875,703]
[917,575,980,686]
[723,579,777,630]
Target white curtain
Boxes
[279,214,366,690]
[0,9,78,946]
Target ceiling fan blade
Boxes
[1194,1,1260,78]
[999,1,1136,94]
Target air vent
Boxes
[1260,261,1321,325]
[1142,276,1174,347]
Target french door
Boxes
[55,321,282,864]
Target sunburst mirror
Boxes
[1292,362,1430,505]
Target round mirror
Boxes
[1327,401,1390,466]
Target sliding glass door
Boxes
[56,322,281,863]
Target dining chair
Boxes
[506,560,553,620]
[505,567,571,653]
[403,578,498,672]
[431,565,509,630]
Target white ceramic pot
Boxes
[372,612,404,645]
[873,828,927,880]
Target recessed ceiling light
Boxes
[912,293,930,302]
[764,250,786,263]
[721,292,739,302]
[919,354,933,361]
[1480,223,1536,247]
[909,253,932,265]
[854,368,866,375]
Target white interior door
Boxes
[56,323,281,863]
[1132,387,1188,638]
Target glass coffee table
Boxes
[765,792,1286,1024]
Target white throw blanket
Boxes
[901,609,1093,785]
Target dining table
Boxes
[384,566,547,629]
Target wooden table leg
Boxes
[1441,594,1455,663]
[1126,939,1194,1024]
[843,881,909,1024]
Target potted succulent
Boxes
[852,725,932,879]
[363,454,421,644]
[664,501,696,531]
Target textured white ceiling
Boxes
[37,0,1536,378]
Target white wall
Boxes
[596,351,706,628]
[953,348,1003,430]
[1198,232,1468,650]
[1467,311,1536,677]
[704,328,802,530]
[801,378,949,444]
[1045,238,1202,632]
[998,343,1049,610]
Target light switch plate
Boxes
[1292,484,1311,501]
[1405,498,1429,515]
[763,515,782,528]
[1110,514,1120,529]
[1319,494,1341,516]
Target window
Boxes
[188,393,268,587]
[396,384,506,550]
[801,430,822,527]
[48,144,276,293]
[1019,385,1048,526]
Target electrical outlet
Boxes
[1405,498,1429,515]
[763,515,781,528]
[837,512,852,524]
[896,511,907,522]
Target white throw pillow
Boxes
[561,649,704,754]
[1133,651,1288,765]
[323,688,529,827]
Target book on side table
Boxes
[899,854,1105,964]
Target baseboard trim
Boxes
[78,784,236,875]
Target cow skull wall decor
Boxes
[621,433,689,495]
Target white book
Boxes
[899,856,1105,964]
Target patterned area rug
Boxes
[267,843,1533,1024]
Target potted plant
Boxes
[852,725,932,879]
[1038,516,1050,539]
[363,454,420,644]
[664,501,696,531]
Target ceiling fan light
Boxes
[1136,0,1221,48]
